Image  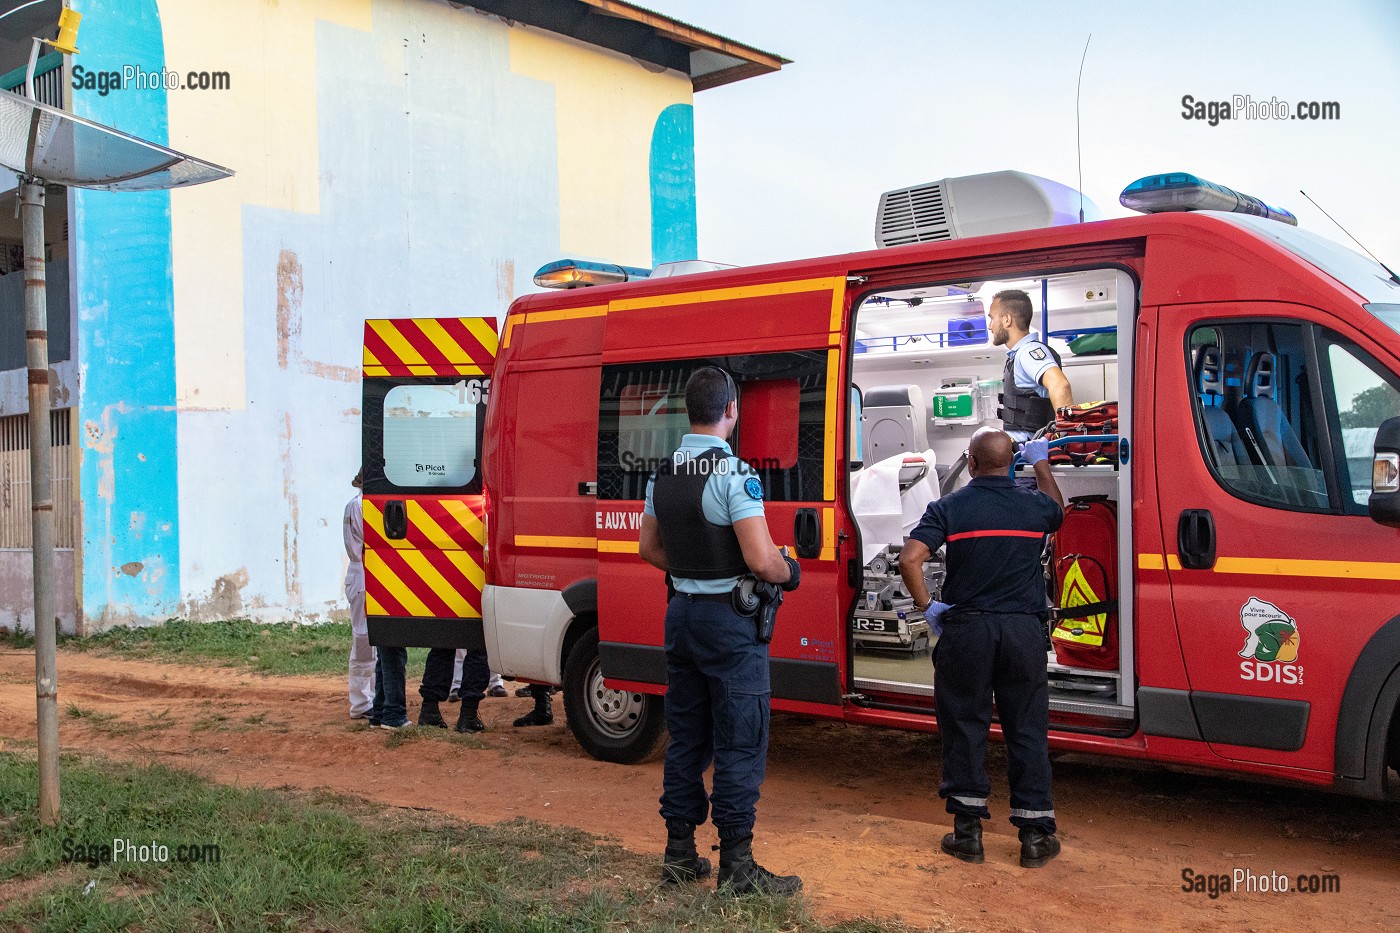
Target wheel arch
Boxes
[1334,612,1400,800]
[559,578,599,677]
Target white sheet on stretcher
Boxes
[850,450,941,566]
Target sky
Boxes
[644,0,1400,270]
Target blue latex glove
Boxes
[923,600,952,637]
[1022,437,1050,465]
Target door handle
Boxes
[794,508,821,559]
[384,500,408,540]
[1176,509,1216,570]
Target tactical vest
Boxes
[652,448,749,581]
[998,340,1063,433]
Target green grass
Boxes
[0,751,914,933]
[0,618,430,678]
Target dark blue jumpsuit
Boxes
[647,435,770,843]
[909,475,1063,834]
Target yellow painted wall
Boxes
[508,24,692,267]
[160,0,373,412]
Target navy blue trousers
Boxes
[659,595,770,841]
[934,612,1056,834]
[420,648,489,703]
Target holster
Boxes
[755,586,783,643]
[732,575,782,643]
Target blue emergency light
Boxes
[1120,173,1297,225]
[533,258,652,289]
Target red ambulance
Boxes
[362,172,1400,800]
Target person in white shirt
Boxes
[343,472,376,719]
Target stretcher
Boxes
[851,455,942,653]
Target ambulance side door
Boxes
[595,277,854,715]
[1154,303,1400,773]
[361,317,498,648]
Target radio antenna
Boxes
[1300,189,1400,285]
[1076,33,1092,223]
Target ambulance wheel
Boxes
[563,627,666,764]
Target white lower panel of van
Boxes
[482,584,575,685]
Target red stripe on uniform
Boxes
[945,529,1047,541]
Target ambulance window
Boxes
[1322,338,1400,510]
[381,382,481,488]
[1187,322,1330,511]
[598,352,828,502]
[736,379,800,469]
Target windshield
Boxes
[1211,213,1400,304]
[1366,303,1400,338]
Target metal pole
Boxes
[21,176,59,825]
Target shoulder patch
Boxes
[1029,346,1047,361]
[744,477,764,501]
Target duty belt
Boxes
[670,592,733,604]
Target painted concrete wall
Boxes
[66,0,697,626]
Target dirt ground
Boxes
[1,648,1397,932]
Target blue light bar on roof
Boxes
[533,258,652,289]
[1120,172,1297,225]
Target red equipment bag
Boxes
[1046,400,1118,465]
[1051,495,1119,671]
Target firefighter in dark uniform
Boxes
[989,289,1074,442]
[897,428,1065,868]
[637,366,803,896]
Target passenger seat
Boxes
[860,385,929,465]
[1235,351,1313,471]
[1193,346,1249,468]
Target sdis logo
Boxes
[1237,596,1303,685]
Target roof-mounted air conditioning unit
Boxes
[875,170,1099,247]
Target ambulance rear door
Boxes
[593,275,856,716]
[361,317,498,649]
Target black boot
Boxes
[454,700,485,734]
[660,823,711,884]
[418,698,447,729]
[513,688,554,727]
[1018,826,1060,868]
[940,814,984,864]
[716,834,801,897]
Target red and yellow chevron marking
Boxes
[363,498,485,552]
[363,317,498,378]
[363,496,486,619]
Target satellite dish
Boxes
[0,85,232,189]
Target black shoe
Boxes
[660,834,712,884]
[455,701,485,734]
[1019,826,1060,868]
[940,814,984,864]
[513,707,554,727]
[446,688,461,703]
[487,684,508,698]
[717,835,802,897]
[514,685,533,698]
[514,689,554,727]
[418,699,447,729]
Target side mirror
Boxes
[1368,416,1400,527]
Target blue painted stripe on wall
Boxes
[70,0,181,622]
[649,103,697,267]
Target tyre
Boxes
[563,627,666,764]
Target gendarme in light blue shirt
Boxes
[1007,332,1058,442]
[643,433,766,594]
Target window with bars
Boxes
[0,410,75,548]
